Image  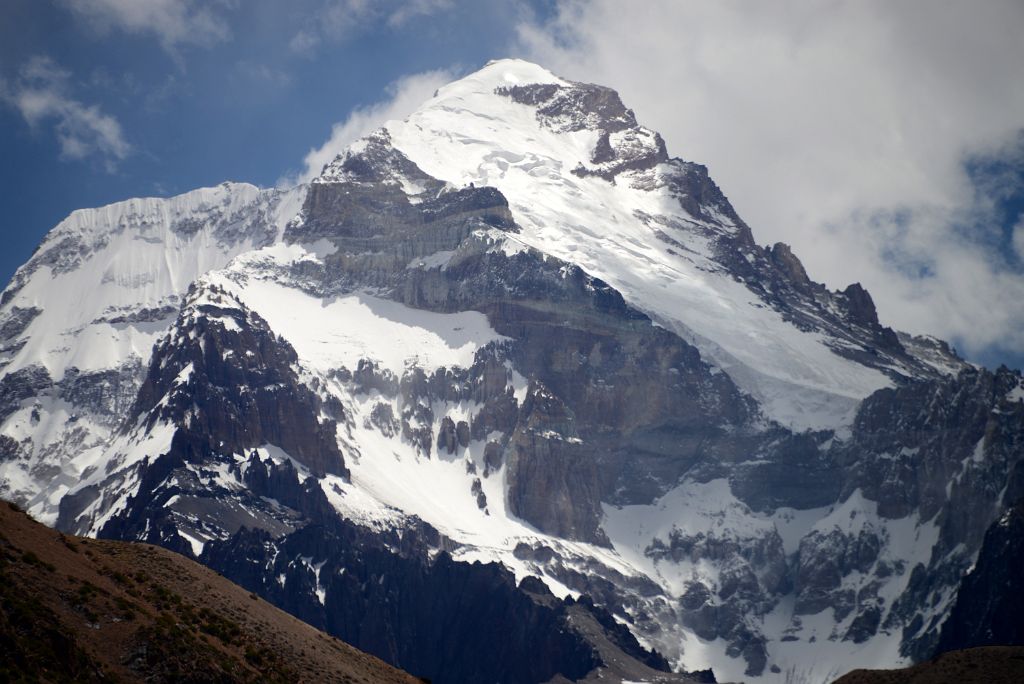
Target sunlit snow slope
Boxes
[386,59,894,432]
[0,182,303,519]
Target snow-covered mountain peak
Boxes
[385,58,668,190]
[0,183,296,386]
[446,58,568,92]
[360,63,911,431]
[10,182,263,282]
[4,60,1014,684]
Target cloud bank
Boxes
[517,0,1024,362]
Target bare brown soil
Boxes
[833,645,1024,684]
[0,500,422,683]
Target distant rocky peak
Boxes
[0,182,281,310]
[130,278,348,479]
[769,242,812,287]
[496,79,669,183]
[841,282,882,328]
[181,278,247,317]
[496,81,639,134]
[290,128,516,251]
[317,129,444,195]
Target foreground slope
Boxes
[2,59,1023,683]
[833,646,1024,684]
[0,500,418,683]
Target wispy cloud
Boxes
[518,0,1024,362]
[288,29,322,56]
[64,0,230,54]
[236,61,291,87]
[387,0,454,28]
[289,0,454,55]
[2,56,131,171]
[282,68,453,186]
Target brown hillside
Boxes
[0,501,421,683]
[833,645,1024,684]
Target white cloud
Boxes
[517,0,1024,360]
[65,0,230,53]
[288,0,377,55]
[288,29,321,55]
[318,0,376,40]
[282,69,453,186]
[387,0,454,28]
[236,61,291,87]
[289,0,455,54]
[2,57,130,170]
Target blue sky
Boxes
[2,0,1023,370]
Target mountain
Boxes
[1,59,1022,683]
[0,500,419,683]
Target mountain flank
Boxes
[0,500,420,683]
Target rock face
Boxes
[831,366,1024,661]
[202,519,604,684]
[288,129,516,294]
[497,81,670,181]
[57,281,349,544]
[130,282,348,480]
[506,381,606,544]
[936,498,1024,653]
[1,59,1022,683]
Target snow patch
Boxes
[223,275,506,375]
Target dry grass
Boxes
[0,500,422,683]
[834,645,1024,684]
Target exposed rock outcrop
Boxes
[936,498,1024,653]
[506,381,606,544]
[131,282,348,480]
